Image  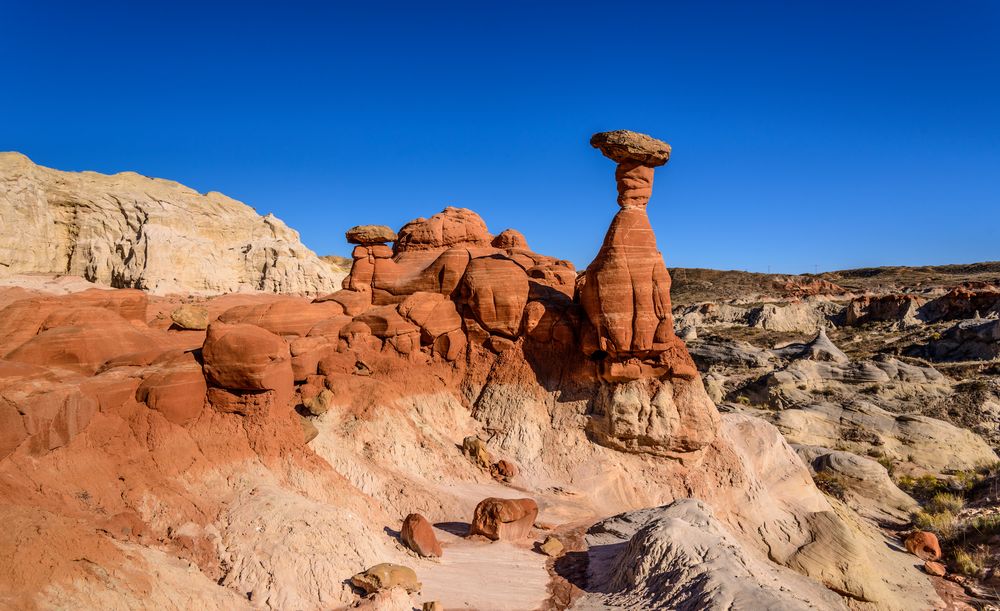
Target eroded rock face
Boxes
[578,499,847,610]
[0,153,345,295]
[588,376,719,455]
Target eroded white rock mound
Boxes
[577,499,847,610]
[0,152,344,295]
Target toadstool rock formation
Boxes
[0,133,958,610]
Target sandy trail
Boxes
[415,525,550,611]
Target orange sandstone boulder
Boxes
[458,256,529,338]
[202,322,293,392]
[400,513,442,558]
[905,531,942,561]
[469,497,538,541]
[135,351,207,425]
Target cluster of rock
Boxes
[0,152,345,295]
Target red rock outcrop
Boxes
[202,322,293,392]
[395,206,492,252]
[920,284,1000,322]
[844,293,925,326]
[469,497,538,541]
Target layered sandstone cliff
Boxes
[0,152,344,295]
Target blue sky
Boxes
[2,1,998,273]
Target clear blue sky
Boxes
[2,1,998,273]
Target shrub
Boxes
[912,509,958,539]
[952,549,985,577]
[813,471,848,500]
[876,455,896,476]
[898,474,949,501]
[970,514,1000,536]
[926,492,965,514]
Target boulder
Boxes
[350,563,421,595]
[300,416,318,444]
[469,497,537,541]
[461,436,492,469]
[400,513,442,558]
[924,561,946,577]
[346,225,397,245]
[491,459,518,481]
[201,322,293,392]
[539,536,563,557]
[590,130,671,167]
[905,531,942,561]
[302,388,333,416]
[170,305,209,330]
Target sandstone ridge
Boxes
[0,152,345,295]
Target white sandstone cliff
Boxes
[0,152,344,295]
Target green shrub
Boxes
[912,509,958,538]
[970,514,1000,536]
[876,456,896,476]
[952,549,985,577]
[898,474,949,501]
[813,471,848,500]
[926,492,965,514]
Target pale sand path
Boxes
[415,526,550,611]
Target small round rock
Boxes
[346,224,398,245]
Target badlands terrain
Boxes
[0,133,998,610]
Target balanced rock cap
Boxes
[346,224,398,245]
[590,130,671,167]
